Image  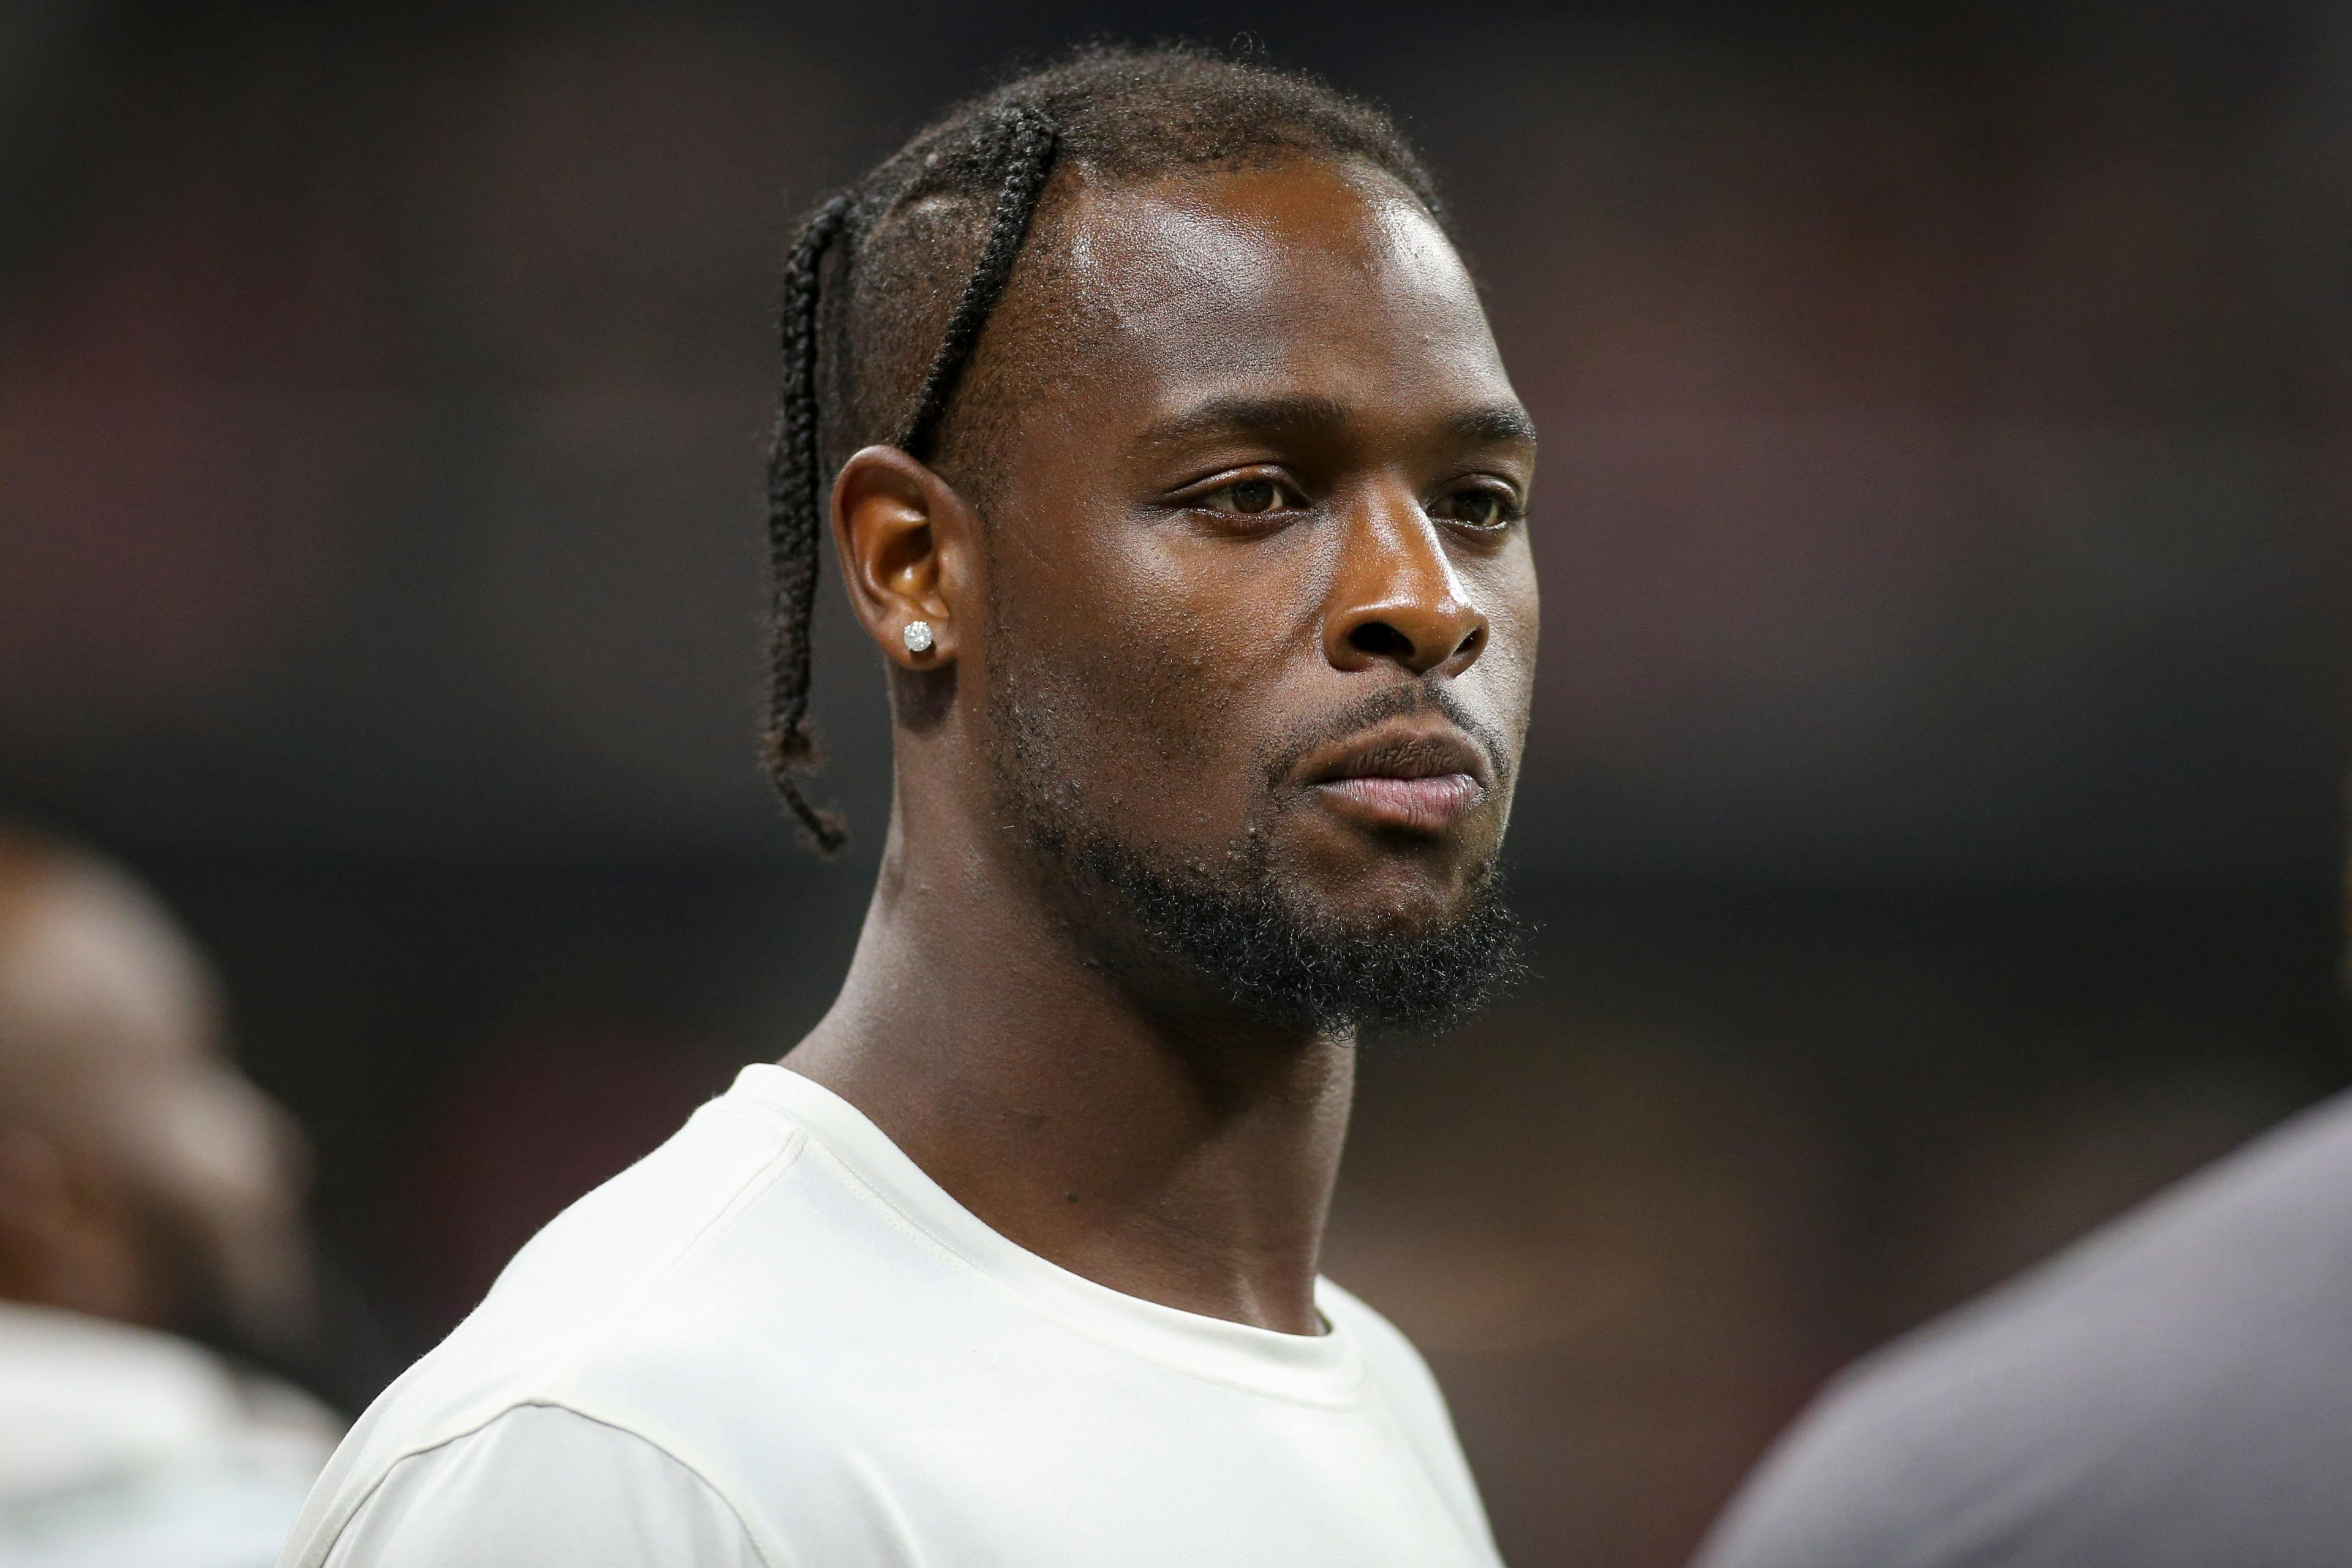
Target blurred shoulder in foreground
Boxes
[1694,1087,2352,1568]
[0,823,339,1567]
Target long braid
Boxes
[898,104,1060,458]
[760,107,1059,853]
[763,191,854,854]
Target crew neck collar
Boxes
[728,1063,1368,1409]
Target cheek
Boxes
[1466,550,1541,718]
[992,519,1321,826]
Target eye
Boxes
[1430,486,1521,530]
[1199,476,1304,516]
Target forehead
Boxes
[1037,159,1510,412]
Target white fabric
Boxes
[284,1064,1500,1567]
[318,1406,763,1567]
[0,1302,340,1568]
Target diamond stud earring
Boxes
[902,620,935,655]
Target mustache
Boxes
[1262,682,1513,795]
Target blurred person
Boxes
[287,42,1534,1568]
[0,823,338,1566]
[1695,843,2352,1562]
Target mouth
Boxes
[1299,721,1493,835]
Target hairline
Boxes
[914,149,1467,508]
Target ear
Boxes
[830,445,979,668]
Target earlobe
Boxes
[829,444,973,669]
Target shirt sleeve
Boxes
[318,1404,770,1568]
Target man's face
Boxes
[968,157,1540,1027]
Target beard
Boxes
[987,668,1526,1035]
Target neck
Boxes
[785,799,1353,1336]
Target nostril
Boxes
[1348,620,1414,660]
[1452,625,1485,662]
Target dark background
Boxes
[3,2,2348,1563]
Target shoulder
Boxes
[1319,1278,1496,1548]
[1697,1090,2352,1568]
[288,1086,823,1566]
[300,1404,769,1568]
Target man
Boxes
[1696,962,2352,1557]
[0,823,338,1566]
[284,44,1537,1567]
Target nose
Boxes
[1323,497,1488,677]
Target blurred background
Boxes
[2,1,2348,1562]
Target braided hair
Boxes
[760,43,1448,853]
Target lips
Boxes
[1300,723,1492,834]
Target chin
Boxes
[1297,827,1496,916]
[1299,855,1495,940]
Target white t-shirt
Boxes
[0,1301,341,1568]
[282,1064,1501,1567]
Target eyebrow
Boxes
[1137,394,1348,448]
[1136,394,1537,452]
[1446,404,1540,448]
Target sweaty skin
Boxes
[786,158,1539,1336]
